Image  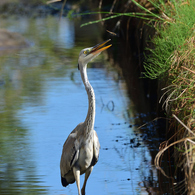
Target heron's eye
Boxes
[84,50,89,55]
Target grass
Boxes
[142,1,195,194]
[79,0,165,27]
[144,0,195,80]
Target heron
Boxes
[60,39,112,195]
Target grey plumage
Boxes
[60,39,111,195]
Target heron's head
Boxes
[78,39,112,69]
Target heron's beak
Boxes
[90,39,112,55]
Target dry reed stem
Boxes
[181,66,195,75]
[169,88,187,102]
[172,114,195,136]
[159,87,175,103]
[155,136,195,177]
[137,117,169,130]
[110,0,117,13]
[60,0,67,19]
[46,0,61,4]
[156,35,195,193]
[162,88,177,111]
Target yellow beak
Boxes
[90,39,112,55]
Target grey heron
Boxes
[60,39,112,195]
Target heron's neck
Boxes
[80,65,95,132]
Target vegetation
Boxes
[130,0,195,194]
[143,0,195,194]
[144,0,195,79]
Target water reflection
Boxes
[0,16,167,194]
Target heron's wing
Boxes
[92,130,100,166]
[60,124,83,177]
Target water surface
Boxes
[0,16,169,195]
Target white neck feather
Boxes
[79,64,95,133]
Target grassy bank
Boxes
[143,0,195,194]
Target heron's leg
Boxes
[73,167,81,195]
[81,166,93,195]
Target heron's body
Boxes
[60,123,99,185]
[60,39,111,195]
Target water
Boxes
[0,16,170,194]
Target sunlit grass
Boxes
[144,0,195,80]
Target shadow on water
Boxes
[0,16,173,195]
[104,14,175,194]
